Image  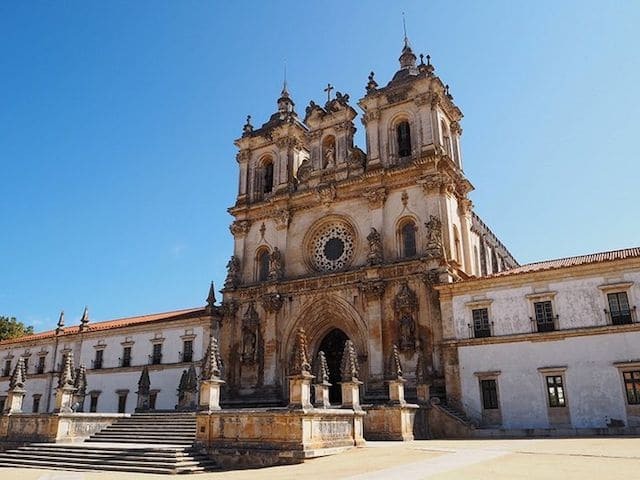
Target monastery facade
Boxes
[2,39,639,435]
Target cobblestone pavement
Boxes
[3,438,640,480]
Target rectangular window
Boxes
[534,301,556,332]
[117,393,127,413]
[472,308,491,338]
[151,344,162,365]
[608,292,632,325]
[3,360,11,377]
[89,394,99,413]
[32,395,41,413]
[94,350,104,369]
[480,379,499,410]
[122,347,132,367]
[546,375,566,407]
[37,356,46,374]
[623,370,640,405]
[182,340,193,363]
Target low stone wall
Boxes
[0,413,127,447]
[196,408,365,468]
[363,404,419,441]
[427,404,476,439]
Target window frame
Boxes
[526,291,558,333]
[397,218,417,259]
[599,282,636,326]
[396,120,412,158]
[538,367,569,409]
[256,247,271,282]
[465,299,494,339]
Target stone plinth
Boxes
[340,381,363,411]
[387,379,406,405]
[313,383,331,408]
[416,383,431,403]
[199,378,225,412]
[363,403,419,441]
[3,389,25,414]
[289,373,313,409]
[54,386,75,414]
[196,407,365,468]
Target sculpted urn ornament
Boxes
[268,247,285,280]
[425,215,444,259]
[366,227,383,266]
[224,256,241,289]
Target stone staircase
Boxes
[0,412,217,474]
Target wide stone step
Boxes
[90,431,194,439]
[0,452,203,469]
[86,438,194,445]
[0,458,207,474]
[16,446,193,458]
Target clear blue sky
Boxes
[1,1,639,331]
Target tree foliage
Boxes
[0,316,34,341]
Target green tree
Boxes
[0,316,34,341]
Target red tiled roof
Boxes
[481,247,640,280]
[0,307,207,347]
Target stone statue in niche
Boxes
[241,303,260,364]
[366,227,383,266]
[268,247,285,280]
[399,313,416,351]
[394,282,418,351]
[224,256,241,289]
[324,145,335,169]
[425,215,444,258]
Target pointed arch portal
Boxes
[317,328,349,404]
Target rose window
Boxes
[311,223,355,272]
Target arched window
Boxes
[441,120,452,157]
[453,225,462,264]
[396,121,412,157]
[400,220,417,258]
[322,135,336,169]
[263,160,274,194]
[256,248,270,282]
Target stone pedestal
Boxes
[289,373,313,409]
[136,392,150,412]
[3,389,25,414]
[313,382,331,408]
[388,379,406,405]
[416,383,431,403]
[54,386,75,413]
[363,403,419,441]
[340,381,363,411]
[199,378,225,412]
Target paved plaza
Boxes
[2,437,640,480]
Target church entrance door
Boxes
[317,328,349,405]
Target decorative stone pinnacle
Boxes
[290,328,312,376]
[340,340,360,382]
[56,310,65,334]
[79,306,90,331]
[74,365,87,395]
[203,336,223,380]
[206,281,216,310]
[138,365,151,394]
[59,352,75,388]
[9,357,27,391]
[388,344,404,380]
[313,351,331,385]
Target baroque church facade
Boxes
[2,39,639,435]
[219,38,516,406]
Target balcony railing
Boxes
[92,359,103,370]
[604,306,637,326]
[36,365,45,375]
[179,351,193,363]
[149,354,162,365]
[530,315,559,333]
[468,322,494,339]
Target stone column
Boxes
[312,351,331,409]
[339,340,363,412]
[288,329,314,409]
[4,357,27,414]
[199,336,226,412]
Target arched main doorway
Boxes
[317,328,349,404]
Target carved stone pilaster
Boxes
[230,219,251,237]
[459,198,473,217]
[363,187,386,209]
[359,280,386,300]
[260,293,284,313]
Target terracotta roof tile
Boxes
[0,307,207,347]
[479,247,640,280]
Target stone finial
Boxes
[340,340,360,382]
[242,115,253,136]
[79,306,90,331]
[138,366,151,395]
[202,336,223,380]
[313,351,330,385]
[58,352,75,388]
[74,365,87,396]
[224,256,241,289]
[9,357,26,391]
[366,71,378,93]
[290,328,312,376]
[387,344,403,380]
[56,310,65,334]
[184,364,198,393]
[206,281,216,311]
